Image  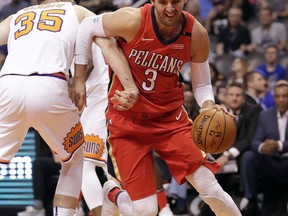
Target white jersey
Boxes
[1,2,79,78]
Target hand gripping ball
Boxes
[191,109,237,154]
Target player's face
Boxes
[152,0,186,27]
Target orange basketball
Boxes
[191,109,237,154]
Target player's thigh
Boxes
[155,125,205,183]
[29,77,84,162]
[106,114,156,200]
[0,76,29,162]
[81,91,108,166]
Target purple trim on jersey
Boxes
[1,73,67,81]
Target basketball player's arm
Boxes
[0,15,12,46]
[94,37,139,111]
[69,5,97,111]
[72,7,139,111]
[189,21,228,113]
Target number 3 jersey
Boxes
[108,4,195,118]
[1,2,78,77]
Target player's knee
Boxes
[70,145,84,165]
[186,165,219,196]
[132,194,158,216]
[56,147,84,198]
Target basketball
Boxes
[191,109,237,154]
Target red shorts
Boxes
[106,106,220,200]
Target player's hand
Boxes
[68,78,87,112]
[200,104,235,118]
[111,88,139,111]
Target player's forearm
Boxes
[190,60,215,107]
[96,37,138,92]
[74,64,88,82]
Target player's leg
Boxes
[154,109,241,216]
[80,84,108,216]
[153,154,173,216]
[82,160,103,215]
[105,111,159,216]
[186,165,241,216]
[29,77,85,216]
[0,76,30,165]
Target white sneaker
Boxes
[101,180,135,216]
[17,206,45,216]
[159,204,174,216]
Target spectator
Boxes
[255,44,287,91]
[262,0,288,20]
[243,71,267,110]
[225,0,256,22]
[184,0,203,24]
[240,81,288,216]
[216,7,251,58]
[204,0,228,35]
[215,82,227,106]
[228,57,249,84]
[247,6,287,53]
[216,82,261,175]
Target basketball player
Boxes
[0,0,138,215]
[71,0,242,215]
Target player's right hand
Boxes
[69,77,87,112]
[110,88,139,111]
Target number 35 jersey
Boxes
[1,2,78,77]
[108,4,195,117]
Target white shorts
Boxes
[81,83,108,167]
[0,75,84,164]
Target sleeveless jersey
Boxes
[0,2,79,78]
[108,4,194,116]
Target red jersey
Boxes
[108,4,194,118]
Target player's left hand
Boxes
[111,88,139,111]
[69,77,87,112]
[200,104,236,118]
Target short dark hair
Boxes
[243,71,259,90]
[264,43,278,53]
[227,82,245,96]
